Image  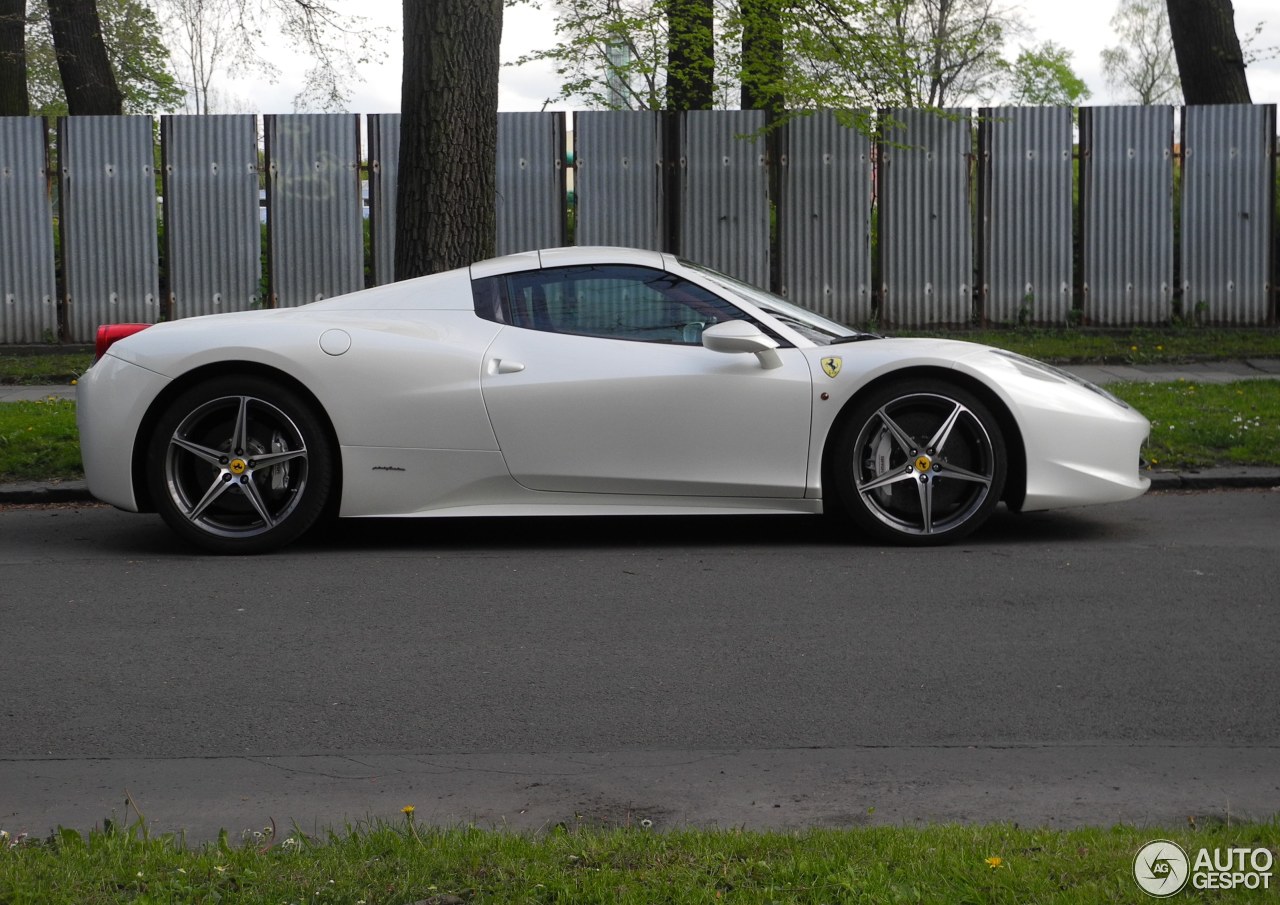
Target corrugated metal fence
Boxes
[0,105,1276,342]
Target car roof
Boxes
[469,246,666,279]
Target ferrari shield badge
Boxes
[821,356,842,379]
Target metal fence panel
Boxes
[1080,106,1174,325]
[573,111,663,250]
[778,111,873,325]
[265,114,363,307]
[979,107,1074,325]
[1181,104,1276,324]
[367,113,400,286]
[0,118,57,343]
[496,112,567,255]
[59,116,159,341]
[161,115,261,319]
[879,108,974,327]
[681,110,769,287]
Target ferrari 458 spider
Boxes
[78,246,1150,553]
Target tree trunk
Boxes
[739,0,783,118]
[47,0,123,114]
[0,0,28,114]
[1166,0,1251,104]
[667,0,714,110]
[395,0,502,279]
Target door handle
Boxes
[490,358,526,375]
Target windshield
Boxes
[680,260,877,346]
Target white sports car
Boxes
[78,246,1150,553]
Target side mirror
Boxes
[701,320,783,370]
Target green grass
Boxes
[0,352,93,386]
[3,819,1277,904]
[0,397,81,482]
[1110,380,1280,470]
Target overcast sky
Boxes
[218,0,1280,114]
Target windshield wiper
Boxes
[828,333,882,344]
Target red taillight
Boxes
[94,323,151,362]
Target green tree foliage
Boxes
[514,0,1031,115]
[667,0,714,109]
[511,0,677,110]
[1001,41,1090,106]
[26,0,184,114]
[1100,0,1181,104]
[737,0,783,113]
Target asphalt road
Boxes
[2,489,1278,842]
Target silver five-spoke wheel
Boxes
[147,377,333,553]
[833,381,1007,545]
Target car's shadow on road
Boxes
[286,504,1137,555]
[48,499,1140,557]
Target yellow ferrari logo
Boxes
[229,458,247,476]
[915,455,932,473]
[821,356,842,378]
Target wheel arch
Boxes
[130,361,343,514]
[821,365,1027,513]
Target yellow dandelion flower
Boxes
[986,856,1004,869]
[402,805,415,817]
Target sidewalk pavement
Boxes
[1065,357,1280,386]
[3,361,1279,505]
[0,384,78,402]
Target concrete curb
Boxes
[1146,468,1280,491]
[0,480,94,504]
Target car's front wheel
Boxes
[831,380,1006,545]
[146,376,333,554]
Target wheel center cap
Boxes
[229,458,248,476]
[914,455,932,473]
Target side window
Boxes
[474,265,751,345]
[472,274,508,324]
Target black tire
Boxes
[830,379,1007,545]
[145,376,334,554]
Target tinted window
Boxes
[475,265,751,345]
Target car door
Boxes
[476,264,814,498]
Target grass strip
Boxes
[3,819,1278,905]
[1109,380,1280,470]
[0,397,81,482]
[0,352,93,386]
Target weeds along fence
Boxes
[0,106,1277,344]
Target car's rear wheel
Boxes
[146,376,333,554]
[831,380,1006,545]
